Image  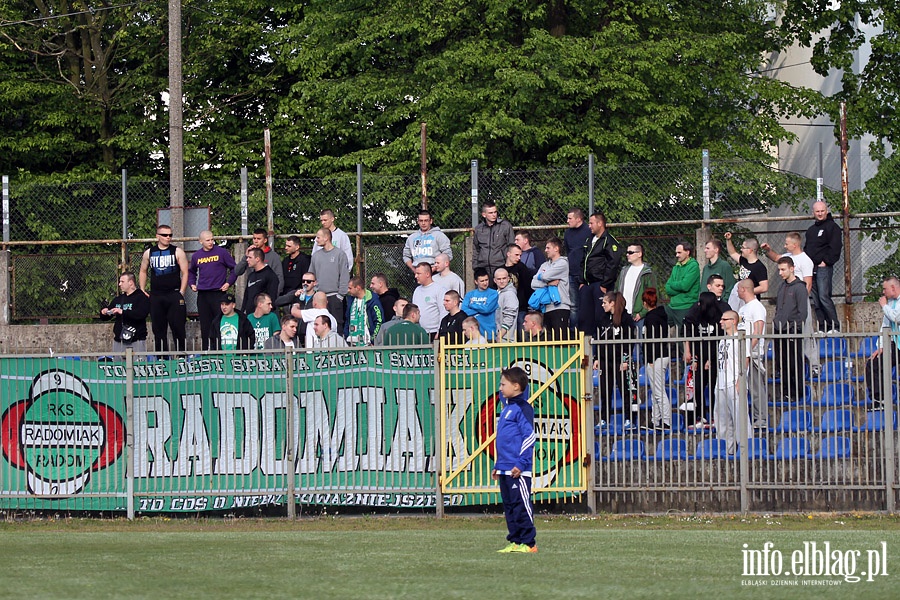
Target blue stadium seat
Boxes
[815,436,852,459]
[773,437,811,460]
[813,383,856,407]
[857,384,898,407]
[819,337,848,359]
[604,439,647,461]
[771,409,812,433]
[637,364,669,386]
[736,438,770,460]
[815,409,857,433]
[651,438,687,461]
[692,438,732,460]
[860,410,898,432]
[851,336,879,358]
[770,385,812,407]
[611,386,626,411]
[598,413,635,436]
[812,360,862,383]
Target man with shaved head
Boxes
[805,201,843,331]
[189,230,238,350]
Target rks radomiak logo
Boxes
[1,370,124,495]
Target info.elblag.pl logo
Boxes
[742,541,889,585]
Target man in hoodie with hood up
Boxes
[344,276,384,346]
[492,366,537,554]
[403,209,452,272]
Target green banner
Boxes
[1,345,583,512]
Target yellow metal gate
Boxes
[438,336,590,504]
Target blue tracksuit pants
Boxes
[499,474,536,546]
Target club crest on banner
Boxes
[1,370,124,495]
[476,358,581,489]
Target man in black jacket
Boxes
[805,201,842,331]
[100,272,151,356]
[576,212,622,334]
[242,247,280,315]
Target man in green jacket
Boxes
[664,241,701,327]
[700,238,735,302]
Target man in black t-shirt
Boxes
[438,290,468,344]
[724,232,768,310]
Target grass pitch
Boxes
[1,514,898,599]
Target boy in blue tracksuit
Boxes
[492,366,537,553]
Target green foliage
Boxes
[276,0,820,176]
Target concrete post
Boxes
[0,249,9,325]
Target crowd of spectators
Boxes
[108,201,898,453]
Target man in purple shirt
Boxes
[189,230,237,350]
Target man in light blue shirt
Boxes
[865,276,900,411]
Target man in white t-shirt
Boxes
[762,231,818,372]
[412,262,447,337]
[291,291,338,347]
[432,253,465,297]
[736,279,769,429]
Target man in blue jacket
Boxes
[492,366,537,553]
[461,268,499,340]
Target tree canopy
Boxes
[0,0,833,181]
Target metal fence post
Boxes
[470,160,478,229]
[356,163,363,276]
[126,347,135,520]
[585,335,597,514]
[738,328,749,514]
[882,327,896,512]
[121,170,129,269]
[588,154,595,216]
[240,167,249,237]
[433,337,444,518]
[121,169,128,241]
[702,149,710,221]
[286,347,296,519]
[2,174,8,244]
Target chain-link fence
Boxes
[4,153,898,321]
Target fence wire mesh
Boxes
[4,155,899,321]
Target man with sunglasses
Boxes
[616,243,657,329]
[724,231,768,310]
[139,224,188,357]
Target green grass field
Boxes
[1,514,899,599]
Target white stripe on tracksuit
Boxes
[518,476,534,524]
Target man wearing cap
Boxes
[211,292,255,351]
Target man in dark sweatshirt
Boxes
[576,211,622,334]
[189,230,238,350]
[100,272,151,356]
[774,256,809,403]
[805,201,842,331]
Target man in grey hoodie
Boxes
[403,209,452,272]
[531,236,570,337]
